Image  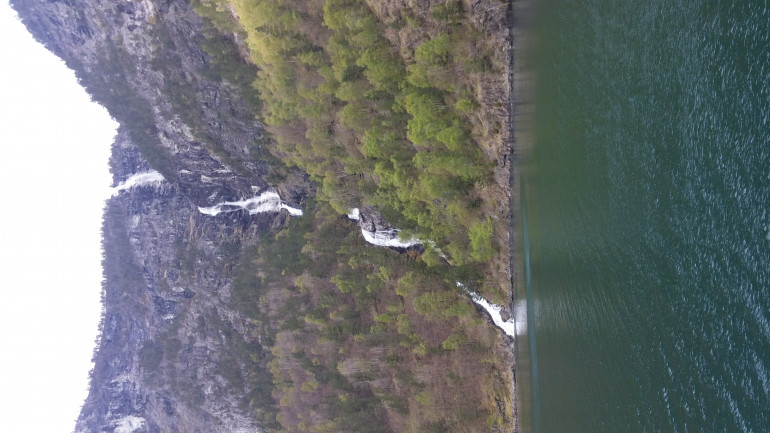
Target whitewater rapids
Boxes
[347,209,520,337]
[110,170,164,196]
[346,208,421,249]
[198,190,303,217]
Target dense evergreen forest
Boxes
[192,0,511,275]
[189,0,514,431]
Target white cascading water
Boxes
[197,190,303,217]
[113,179,517,335]
[360,228,421,249]
[457,283,522,338]
[347,208,519,337]
[112,416,146,433]
[347,208,422,249]
[110,170,164,196]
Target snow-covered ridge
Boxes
[110,170,164,196]
[198,190,303,217]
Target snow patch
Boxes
[346,208,360,221]
[114,416,145,433]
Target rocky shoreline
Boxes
[506,0,537,431]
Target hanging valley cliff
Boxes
[11,0,517,432]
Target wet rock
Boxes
[500,309,512,323]
[358,206,393,233]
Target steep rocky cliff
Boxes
[87,129,289,433]
[11,0,309,207]
[11,0,308,431]
[11,0,518,431]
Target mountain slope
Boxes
[11,0,517,432]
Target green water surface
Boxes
[518,1,770,432]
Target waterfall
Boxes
[457,283,520,338]
[346,208,421,248]
[197,190,303,217]
[110,170,164,196]
[346,208,360,220]
[360,228,421,249]
[203,199,515,337]
[346,208,518,338]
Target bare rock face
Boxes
[10,0,309,209]
[86,135,278,433]
[9,0,310,432]
[357,206,393,234]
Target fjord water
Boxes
[517,1,770,432]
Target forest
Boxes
[193,0,511,275]
[229,202,514,432]
[189,0,514,431]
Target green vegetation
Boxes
[63,0,511,429]
[176,0,513,431]
[469,216,494,262]
[88,41,177,179]
[93,202,153,387]
[225,202,513,432]
[67,0,291,182]
[198,0,505,270]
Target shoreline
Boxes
[505,0,519,430]
[507,0,537,431]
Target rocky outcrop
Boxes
[81,131,287,433]
[10,0,308,209]
[356,207,395,234]
[9,0,309,431]
[9,0,516,431]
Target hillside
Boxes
[10,0,517,432]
